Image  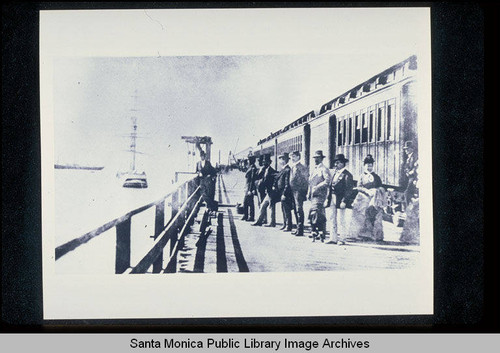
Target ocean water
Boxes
[54,167,190,273]
[54,168,183,241]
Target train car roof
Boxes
[255,55,417,145]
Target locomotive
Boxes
[248,55,419,224]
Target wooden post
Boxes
[171,191,179,218]
[304,123,311,167]
[153,201,165,273]
[164,226,178,273]
[115,217,131,274]
[328,114,337,169]
[274,138,278,170]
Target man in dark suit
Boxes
[289,151,309,236]
[242,155,257,221]
[325,154,355,245]
[252,154,277,227]
[273,153,294,232]
[255,155,267,207]
[196,150,217,212]
[402,140,418,209]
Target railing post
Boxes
[165,191,180,273]
[171,190,179,219]
[153,200,165,273]
[165,226,178,273]
[115,217,131,274]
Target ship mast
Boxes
[129,90,139,171]
[129,117,138,171]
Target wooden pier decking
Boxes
[177,171,419,273]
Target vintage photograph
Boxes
[41,8,432,319]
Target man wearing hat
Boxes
[307,150,331,241]
[252,154,277,227]
[255,155,267,209]
[402,140,418,209]
[272,152,294,231]
[289,151,309,236]
[325,153,355,245]
[241,154,257,221]
[196,150,217,212]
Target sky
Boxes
[45,8,430,179]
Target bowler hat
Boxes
[313,150,326,159]
[263,154,272,162]
[403,141,414,149]
[291,151,301,157]
[248,155,256,162]
[333,154,349,163]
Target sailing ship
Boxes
[119,100,148,188]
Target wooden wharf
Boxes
[176,171,419,274]
[54,170,419,274]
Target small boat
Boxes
[122,170,148,189]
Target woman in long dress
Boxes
[349,154,386,241]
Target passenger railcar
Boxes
[312,56,417,186]
[244,55,418,220]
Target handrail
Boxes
[129,185,201,273]
[55,177,199,272]
[55,201,159,260]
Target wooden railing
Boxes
[55,177,201,274]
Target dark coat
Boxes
[327,168,356,208]
[261,165,277,196]
[404,152,418,179]
[273,165,292,202]
[244,163,258,193]
[196,160,217,210]
[254,166,267,201]
[196,160,216,178]
[402,152,418,190]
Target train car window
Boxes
[355,114,360,144]
[387,103,393,140]
[348,116,353,145]
[343,118,347,145]
[337,120,342,146]
[377,106,384,141]
[361,113,368,143]
[369,110,375,142]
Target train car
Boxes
[311,55,418,189]
[274,111,314,170]
[246,55,419,222]
[254,130,279,169]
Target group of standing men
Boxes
[240,141,419,245]
[242,151,309,237]
[241,149,356,242]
